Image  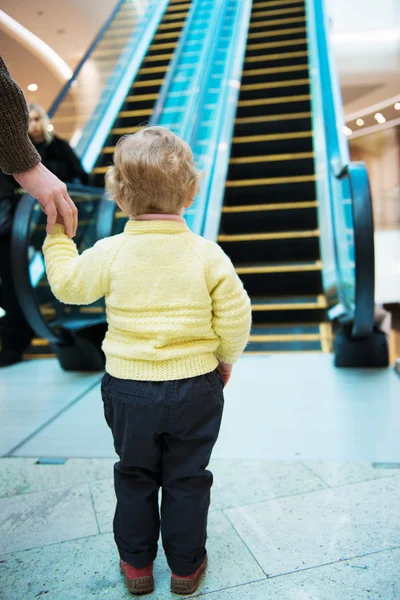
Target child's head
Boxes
[105,126,200,216]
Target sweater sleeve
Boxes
[0,55,41,175]
[207,244,252,364]
[43,225,109,305]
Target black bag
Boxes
[0,196,16,236]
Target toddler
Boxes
[43,126,251,596]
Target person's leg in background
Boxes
[0,233,34,366]
[161,371,224,594]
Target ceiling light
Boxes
[375,113,386,124]
[356,118,364,127]
[395,103,400,111]
[47,124,54,132]
[27,83,38,91]
[343,126,352,136]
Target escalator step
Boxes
[220,200,318,233]
[252,0,305,8]
[236,95,311,118]
[246,39,307,56]
[239,79,310,101]
[228,152,314,178]
[219,230,320,262]
[234,112,311,135]
[249,16,306,31]
[251,299,327,325]
[230,131,313,156]
[247,26,306,41]
[252,6,305,18]
[241,64,309,83]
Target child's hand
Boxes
[217,362,232,386]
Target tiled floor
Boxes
[1,356,400,599]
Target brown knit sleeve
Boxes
[0,55,41,175]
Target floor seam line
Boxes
[88,483,101,535]
[300,461,332,487]
[0,531,106,557]
[221,471,400,511]
[260,545,400,580]
[4,377,102,457]
[222,510,269,578]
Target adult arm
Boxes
[0,55,78,237]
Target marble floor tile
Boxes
[7,355,400,462]
[213,355,400,463]
[0,359,101,456]
[0,511,265,600]
[0,483,99,554]
[0,458,116,499]
[89,460,327,534]
[210,459,327,510]
[90,479,115,533]
[224,476,400,577]
[303,460,400,487]
[12,385,116,458]
[194,547,400,600]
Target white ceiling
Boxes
[326,0,400,116]
[0,0,116,108]
[1,0,399,117]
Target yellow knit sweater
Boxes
[43,220,251,381]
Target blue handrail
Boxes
[150,0,197,126]
[307,0,375,338]
[48,0,125,118]
[200,0,253,241]
[180,0,225,143]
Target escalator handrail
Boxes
[11,194,68,344]
[311,0,349,176]
[152,0,226,143]
[150,0,197,126]
[200,0,253,241]
[11,186,111,345]
[79,0,170,172]
[308,0,375,337]
[48,0,126,118]
[340,163,375,338]
[182,0,226,146]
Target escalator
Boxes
[13,0,387,368]
[217,0,330,354]
[92,0,192,194]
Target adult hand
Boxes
[217,361,233,386]
[14,162,78,238]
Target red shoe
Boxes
[120,560,154,596]
[170,556,208,595]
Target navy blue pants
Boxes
[101,370,224,576]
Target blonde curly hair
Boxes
[105,126,200,216]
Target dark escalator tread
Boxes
[244,51,308,69]
[224,180,316,205]
[219,230,320,262]
[234,112,312,136]
[236,96,311,118]
[229,132,313,157]
[248,323,322,352]
[251,294,327,324]
[228,153,314,179]
[220,201,318,233]
[239,79,310,100]
[241,64,309,83]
